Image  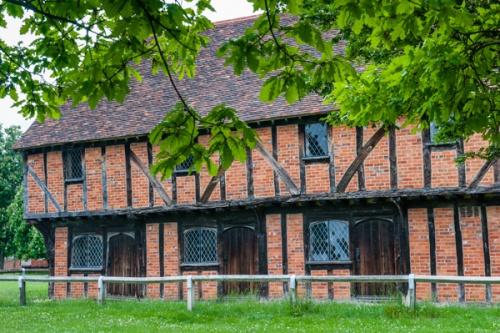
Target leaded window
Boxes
[184,228,217,264]
[310,220,349,262]
[175,155,194,174]
[71,235,103,268]
[63,149,83,181]
[305,123,328,157]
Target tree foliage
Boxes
[1,0,499,178]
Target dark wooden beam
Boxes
[125,144,133,208]
[356,127,366,191]
[281,213,289,294]
[129,148,173,205]
[200,165,226,203]
[469,158,498,189]
[422,130,432,188]
[272,125,280,196]
[480,206,492,302]
[337,127,386,193]
[389,126,398,190]
[27,165,63,212]
[453,205,465,303]
[82,150,88,211]
[101,147,108,210]
[254,141,300,196]
[457,139,466,187]
[328,125,336,193]
[22,154,28,215]
[246,147,254,198]
[427,208,437,300]
[147,143,154,207]
[43,153,48,213]
[494,158,500,184]
[298,124,306,194]
[159,223,165,299]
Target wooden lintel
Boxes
[200,166,226,203]
[337,127,386,193]
[129,149,173,206]
[27,165,62,212]
[469,158,499,189]
[254,141,300,196]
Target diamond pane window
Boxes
[64,149,83,180]
[175,155,194,173]
[184,228,217,264]
[310,220,349,262]
[305,123,328,157]
[71,235,103,268]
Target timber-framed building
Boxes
[14,16,500,302]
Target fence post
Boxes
[406,274,416,309]
[18,276,26,306]
[187,276,195,311]
[98,276,105,305]
[289,275,297,306]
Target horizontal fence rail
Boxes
[2,273,500,310]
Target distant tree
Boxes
[0,125,23,269]
[5,188,46,261]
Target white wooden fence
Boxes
[2,273,500,310]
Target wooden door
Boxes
[107,233,139,297]
[222,227,258,295]
[354,219,396,297]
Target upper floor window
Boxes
[429,122,453,145]
[71,234,103,269]
[175,154,194,175]
[183,228,217,264]
[63,149,84,181]
[309,220,350,262]
[305,123,328,158]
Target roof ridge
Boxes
[213,14,261,26]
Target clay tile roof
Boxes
[14,15,340,150]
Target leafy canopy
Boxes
[1,0,500,177]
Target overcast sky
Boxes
[0,0,255,132]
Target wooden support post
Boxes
[19,276,26,306]
[98,276,105,305]
[406,274,416,310]
[289,274,297,306]
[187,276,195,311]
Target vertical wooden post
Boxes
[19,276,26,306]
[98,276,105,305]
[187,276,195,311]
[406,274,416,310]
[289,275,297,306]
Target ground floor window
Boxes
[71,234,103,268]
[309,220,349,262]
[183,228,217,264]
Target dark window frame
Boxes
[309,220,350,263]
[183,228,218,264]
[63,149,84,182]
[174,154,195,176]
[304,123,329,159]
[70,234,103,269]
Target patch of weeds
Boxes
[286,298,319,317]
[383,301,440,319]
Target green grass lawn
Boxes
[1,279,499,332]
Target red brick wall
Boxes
[487,206,500,302]
[66,183,84,212]
[146,223,160,299]
[305,163,330,194]
[176,175,196,204]
[465,135,494,187]
[224,160,247,200]
[106,145,127,209]
[431,151,458,187]
[164,222,180,300]
[130,143,150,208]
[332,269,350,300]
[434,208,458,302]
[27,153,45,214]
[364,129,390,191]
[333,126,358,192]
[397,124,423,189]
[46,151,64,213]
[408,208,432,300]
[85,148,103,211]
[460,207,485,302]
[253,128,275,197]
[286,214,306,297]
[54,227,68,299]
[266,214,284,298]
[151,144,173,206]
[311,269,329,299]
[70,274,84,298]
[278,125,300,195]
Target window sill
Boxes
[306,260,352,266]
[65,178,85,184]
[302,156,330,164]
[180,263,219,268]
[69,267,103,272]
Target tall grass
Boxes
[0,280,499,332]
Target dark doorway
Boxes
[107,233,139,297]
[354,219,396,297]
[222,227,258,295]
